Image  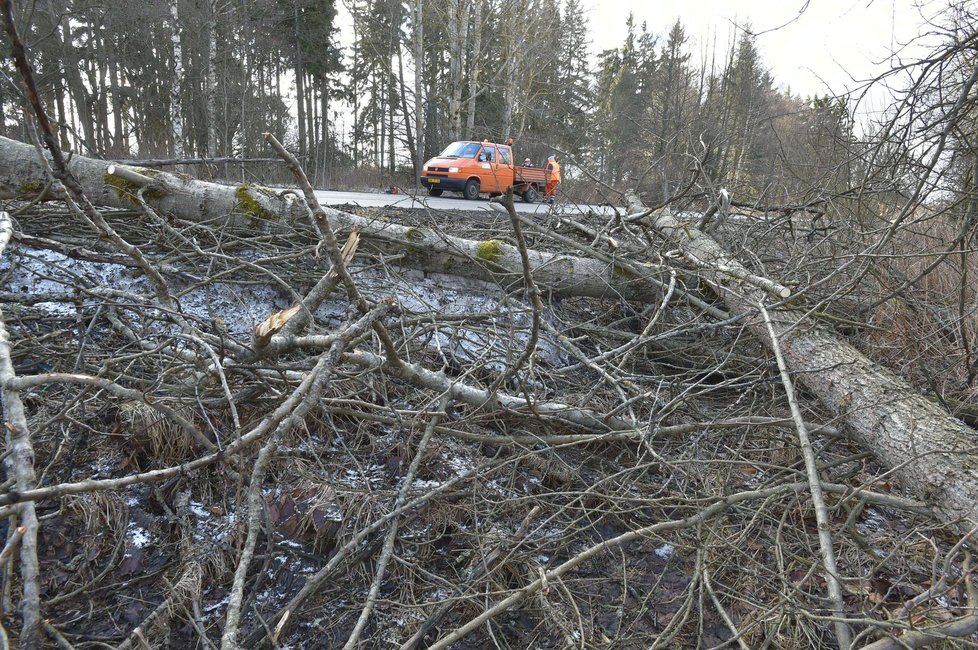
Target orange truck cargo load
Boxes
[421,140,548,203]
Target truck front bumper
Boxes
[421,176,467,192]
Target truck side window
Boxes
[499,148,512,165]
[482,147,495,163]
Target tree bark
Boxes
[0,136,668,304]
[446,0,466,141]
[169,0,185,161]
[206,0,219,159]
[464,0,482,139]
[625,191,978,536]
[413,0,424,182]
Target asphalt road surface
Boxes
[313,189,615,216]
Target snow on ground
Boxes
[2,243,570,370]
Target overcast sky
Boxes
[580,0,936,100]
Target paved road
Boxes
[313,189,615,216]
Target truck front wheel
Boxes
[522,186,538,203]
[463,179,480,200]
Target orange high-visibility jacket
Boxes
[546,160,561,182]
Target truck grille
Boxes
[429,167,450,172]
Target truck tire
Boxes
[428,188,443,197]
[522,186,538,203]
[463,179,480,200]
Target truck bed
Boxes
[514,166,547,185]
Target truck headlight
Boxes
[449,167,459,173]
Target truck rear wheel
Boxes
[428,188,443,197]
[463,179,480,200]
[522,186,538,204]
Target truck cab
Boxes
[421,140,543,202]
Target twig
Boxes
[40,621,74,650]
[0,526,24,566]
[422,482,852,650]
[488,188,543,394]
[245,468,481,648]
[703,567,750,650]
[759,301,851,650]
[399,505,542,650]
[860,552,978,650]
[263,132,402,367]
[220,304,390,649]
[341,394,449,650]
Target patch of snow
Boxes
[409,478,442,489]
[188,500,237,543]
[127,523,151,548]
[204,594,230,614]
[5,244,572,378]
[654,543,675,559]
[857,507,887,535]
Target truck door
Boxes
[478,146,499,192]
[498,147,514,190]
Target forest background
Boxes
[0,0,898,206]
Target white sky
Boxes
[580,0,936,100]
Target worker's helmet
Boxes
[523,158,531,164]
[548,155,556,161]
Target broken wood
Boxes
[0,135,672,304]
[626,190,978,535]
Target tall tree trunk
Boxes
[500,5,518,140]
[396,39,416,172]
[306,74,315,172]
[206,0,218,158]
[413,0,424,183]
[170,0,185,160]
[94,26,110,155]
[464,0,482,139]
[56,8,95,153]
[321,91,330,186]
[447,0,466,140]
[108,44,126,155]
[294,1,306,162]
[377,73,384,169]
[54,78,69,150]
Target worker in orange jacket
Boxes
[545,155,560,200]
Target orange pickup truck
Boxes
[421,140,548,203]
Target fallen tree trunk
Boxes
[626,191,978,535]
[0,135,671,304]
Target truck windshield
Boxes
[439,142,481,158]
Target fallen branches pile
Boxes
[0,152,975,649]
[1,27,977,639]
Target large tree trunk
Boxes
[294,1,307,163]
[464,0,482,139]
[412,0,424,183]
[625,191,978,535]
[206,0,219,159]
[169,0,185,160]
[0,136,668,304]
[446,0,466,141]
